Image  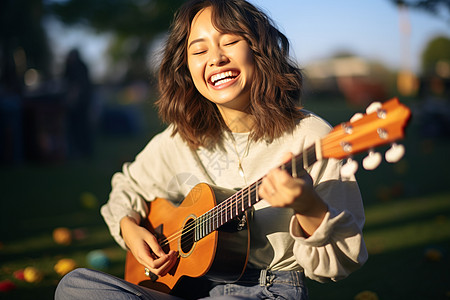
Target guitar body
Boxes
[124,183,250,295]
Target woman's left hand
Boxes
[259,166,316,214]
[258,153,328,236]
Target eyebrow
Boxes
[188,38,205,49]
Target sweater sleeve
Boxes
[100,129,175,249]
[289,156,368,282]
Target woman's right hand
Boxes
[120,216,179,277]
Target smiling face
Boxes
[187,7,255,114]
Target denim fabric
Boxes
[55,268,307,300]
[55,268,183,300]
[203,269,308,300]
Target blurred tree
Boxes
[46,0,186,82]
[388,0,450,23]
[421,35,450,75]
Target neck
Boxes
[218,106,254,133]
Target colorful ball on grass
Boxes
[80,192,99,210]
[13,269,25,281]
[0,280,16,292]
[54,258,77,276]
[87,250,110,270]
[23,266,43,283]
[354,290,379,300]
[72,228,88,241]
[424,247,443,262]
[53,227,72,245]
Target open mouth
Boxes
[209,70,240,87]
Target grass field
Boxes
[1,96,449,299]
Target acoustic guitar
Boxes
[124,97,411,295]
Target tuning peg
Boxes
[366,102,382,114]
[362,150,382,170]
[350,113,364,123]
[385,143,405,163]
[341,158,358,178]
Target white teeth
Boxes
[217,78,232,85]
[210,71,236,85]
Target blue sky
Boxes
[47,1,449,80]
[250,0,449,71]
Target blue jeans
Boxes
[55,268,308,300]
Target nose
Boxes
[209,48,229,67]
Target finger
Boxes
[280,152,293,164]
[144,233,167,258]
[272,168,291,184]
[158,251,179,276]
[143,230,179,267]
[267,170,305,206]
[149,251,178,276]
[259,176,276,199]
[133,234,166,269]
[136,243,160,271]
[266,169,293,194]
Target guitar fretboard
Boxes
[194,143,318,241]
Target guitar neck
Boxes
[194,144,318,241]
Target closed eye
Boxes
[192,50,207,55]
[225,40,239,46]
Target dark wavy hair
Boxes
[156,0,304,149]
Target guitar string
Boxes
[161,181,257,245]
[158,179,261,247]
[157,147,318,249]
[157,143,323,249]
[157,159,299,248]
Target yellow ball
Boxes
[23,267,43,283]
[54,258,77,276]
[53,227,72,245]
[355,290,379,300]
[80,192,98,210]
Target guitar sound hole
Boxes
[181,218,195,254]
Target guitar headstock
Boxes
[321,98,411,177]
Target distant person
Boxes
[55,1,367,299]
[64,48,94,158]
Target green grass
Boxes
[1,97,449,299]
[306,194,450,300]
[364,194,450,252]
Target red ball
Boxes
[0,280,16,292]
[13,269,25,281]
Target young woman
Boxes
[55,0,367,299]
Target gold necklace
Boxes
[230,133,250,185]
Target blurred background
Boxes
[0,0,449,299]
